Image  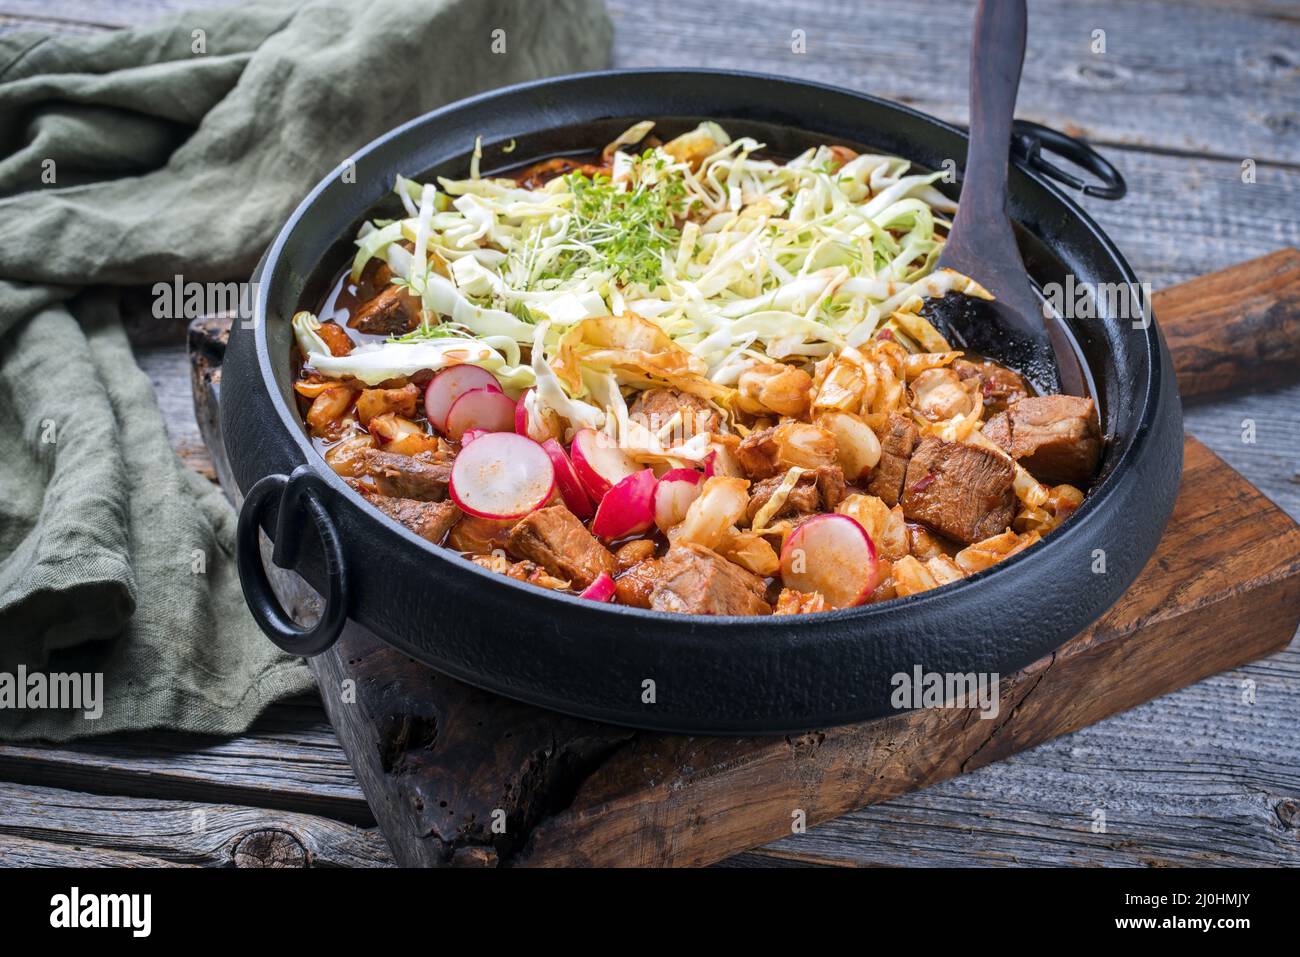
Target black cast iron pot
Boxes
[223,69,1183,734]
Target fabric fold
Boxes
[0,0,613,740]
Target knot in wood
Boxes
[231,828,310,868]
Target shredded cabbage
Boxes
[316,122,969,431]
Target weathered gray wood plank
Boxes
[605,0,1300,165]
[1182,385,1300,521]
[3,0,1296,163]
[0,780,394,867]
[0,696,373,826]
[0,834,188,867]
[730,640,1300,867]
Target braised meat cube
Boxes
[866,412,918,506]
[348,285,421,336]
[745,473,819,524]
[744,465,846,524]
[981,412,1011,449]
[648,543,771,616]
[986,395,1101,486]
[901,438,1016,544]
[359,491,460,544]
[736,422,837,480]
[815,464,847,511]
[507,504,617,588]
[360,449,451,501]
[629,388,723,440]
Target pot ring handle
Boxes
[236,466,348,657]
[1011,119,1127,200]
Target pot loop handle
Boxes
[1011,119,1127,200]
[235,465,348,657]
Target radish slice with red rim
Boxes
[592,468,658,539]
[653,467,704,531]
[424,365,501,432]
[779,513,879,609]
[444,387,517,440]
[570,428,638,502]
[460,428,490,445]
[579,573,616,602]
[449,433,556,521]
[542,438,594,519]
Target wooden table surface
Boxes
[1,0,1297,867]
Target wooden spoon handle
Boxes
[1155,248,1300,400]
[953,0,1025,236]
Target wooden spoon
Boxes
[924,0,1090,397]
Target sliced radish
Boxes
[449,433,556,520]
[460,428,491,446]
[779,514,879,609]
[541,439,594,519]
[653,467,704,531]
[445,387,517,440]
[424,365,501,432]
[570,428,638,502]
[579,573,616,602]
[592,468,658,539]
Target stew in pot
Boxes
[290,122,1100,615]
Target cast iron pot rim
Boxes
[249,67,1162,634]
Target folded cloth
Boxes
[0,0,612,740]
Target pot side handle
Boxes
[236,466,348,656]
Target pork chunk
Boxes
[507,505,616,588]
[744,465,846,524]
[348,286,421,336]
[629,388,723,440]
[360,449,451,501]
[901,438,1016,544]
[866,412,918,506]
[648,543,771,616]
[989,395,1101,486]
[356,486,460,543]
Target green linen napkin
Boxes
[0,0,613,740]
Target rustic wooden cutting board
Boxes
[190,249,1300,867]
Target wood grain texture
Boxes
[0,696,373,826]
[606,0,1300,165]
[0,781,394,867]
[1156,248,1300,398]
[726,649,1300,867]
[0,835,189,867]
